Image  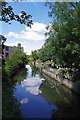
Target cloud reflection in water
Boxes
[21,77,45,95]
[20,98,29,104]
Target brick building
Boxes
[0,42,24,59]
[4,45,14,58]
[4,43,24,58]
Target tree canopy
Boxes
[45,2,80,70]
[0,2,33,26]
[31,2,80,81]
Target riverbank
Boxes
[3,64,80,119]
[3,64,27,83]
[0,67,2,120]
[11,65,26,76]
[35,63,80,94]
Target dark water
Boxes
[0,59,2,120]
[13,65,80,119]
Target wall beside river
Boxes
[35,63,80,94]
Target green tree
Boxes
[0,2,33,26]
[31,50,38,65]
[5,47,28,77]
[45,2,80,80]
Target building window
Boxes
[5,47,9,51]
[5,53,9,57]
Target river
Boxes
[0,59,2,120]
[13,65,80,119]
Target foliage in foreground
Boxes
[0,2,33,26]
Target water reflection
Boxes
[14,65,57,118]
[39,73,80,119]
[20,65,45,95]
[21,77,45,95]
[0,65,2,120]
[13,67,28,84]
[2,68,28,119]
[20,98,29,104]
[13,65,80,119]
[31,65,39,77]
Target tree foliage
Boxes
[5,47,28,77]
[45,2,80,70]
[48,2,80,80]
[31,50,38,64]
[0,2,33,26]
[31,2,80,81]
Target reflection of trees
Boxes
[39,75,80,119]
[0,61,2,120]
[31,65,38,77]
[3,83,22,119]
[3,68,27,119]
[12,68,28,84]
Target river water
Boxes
[0,60,2,120]
[13,65,80,119]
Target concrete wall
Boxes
[35,63,80,94]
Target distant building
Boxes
[17,43,24,52]
[21,47,24,52]
[4,45,14,58]
[0,42,24,59]
[4,43,24,58]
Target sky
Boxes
[2,2,51,55]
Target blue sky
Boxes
[2,2,51,55]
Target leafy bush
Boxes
[4,49,28,77]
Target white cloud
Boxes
[6,32,15,37]
[4,41,27,53]
[5,22,49,54]
[4,40,45,55]
[25,22,47,32]
[7,31,45,41]
[6,22,48,41]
